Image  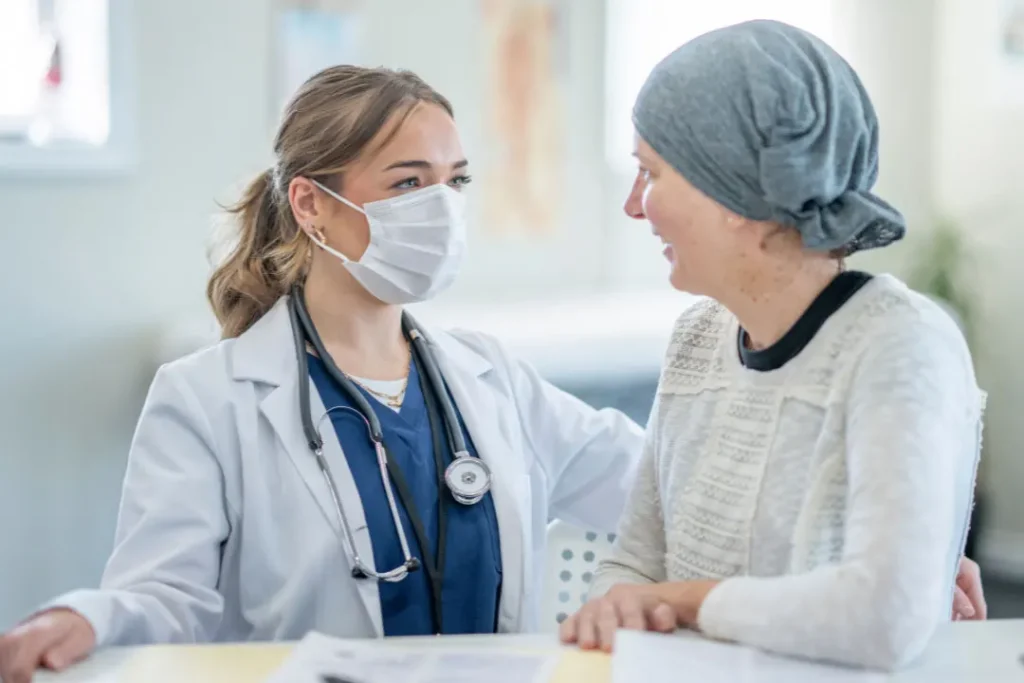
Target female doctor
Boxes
[0,65,644,681]
[0,65,984,682]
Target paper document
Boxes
[267,632,560,683]
[612,630,885,683]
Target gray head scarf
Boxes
[633,19,905,254]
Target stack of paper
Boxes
[266,632,560,683]
[612,631,885,683]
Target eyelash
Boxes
[392,175,474,190]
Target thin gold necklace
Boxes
[350,376,408,409]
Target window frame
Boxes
[0,0,137,178]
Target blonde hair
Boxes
[207,66,454,338]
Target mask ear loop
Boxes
[311,179,366,215]
[306,178,365,265]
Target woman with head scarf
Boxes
[560,20,984,671]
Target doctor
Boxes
[0,65,644,681]
[0,64,985,683]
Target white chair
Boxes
[539,519,618,632]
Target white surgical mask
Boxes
[309,179,468,304]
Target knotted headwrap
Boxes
[633,20,905,254]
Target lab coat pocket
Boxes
[233,476,338,632]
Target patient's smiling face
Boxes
[622,134,751,298]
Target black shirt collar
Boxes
[738,271,873,372]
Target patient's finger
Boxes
[559,612,579,644]
[596,598,622,653]
[617,594,647,632]
[648,602,677,633]
[577,603,601,651]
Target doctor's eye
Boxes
[391,177,421,190]
[448,174,473,189]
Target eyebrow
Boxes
[383,159,469,171]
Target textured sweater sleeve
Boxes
[589,394,668,597]
[696,311,979,670]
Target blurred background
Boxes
[2,0,1024,629]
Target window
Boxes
[604,0,835,171]
[0,0,134,175]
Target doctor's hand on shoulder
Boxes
[0,609,95,682]
[952,556,986,621]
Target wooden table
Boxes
[35,621,1024,682]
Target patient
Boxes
[559,20,985,671]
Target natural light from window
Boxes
[0,0,110,149]
[605,0,835,171]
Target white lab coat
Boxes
[49,297,644,646]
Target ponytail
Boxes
[207,169,307,339]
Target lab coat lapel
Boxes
[420,325,529,634]
[235,298,384,636]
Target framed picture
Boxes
[479,0,569,238]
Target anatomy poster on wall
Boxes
[479,0,568,238]
[273,0,364,119]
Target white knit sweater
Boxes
[590,275,984,670]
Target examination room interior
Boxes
[3,0,1024,631]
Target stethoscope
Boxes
[288,285,492,631]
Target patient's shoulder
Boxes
[669,296,731,337]
[660,297,733,389]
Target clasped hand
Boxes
[560,557,987,653]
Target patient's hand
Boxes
[952,556,986,620]
[559,584,677,653]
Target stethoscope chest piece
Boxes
[445,454,492,505]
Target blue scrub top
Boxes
[308,354,503,636]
